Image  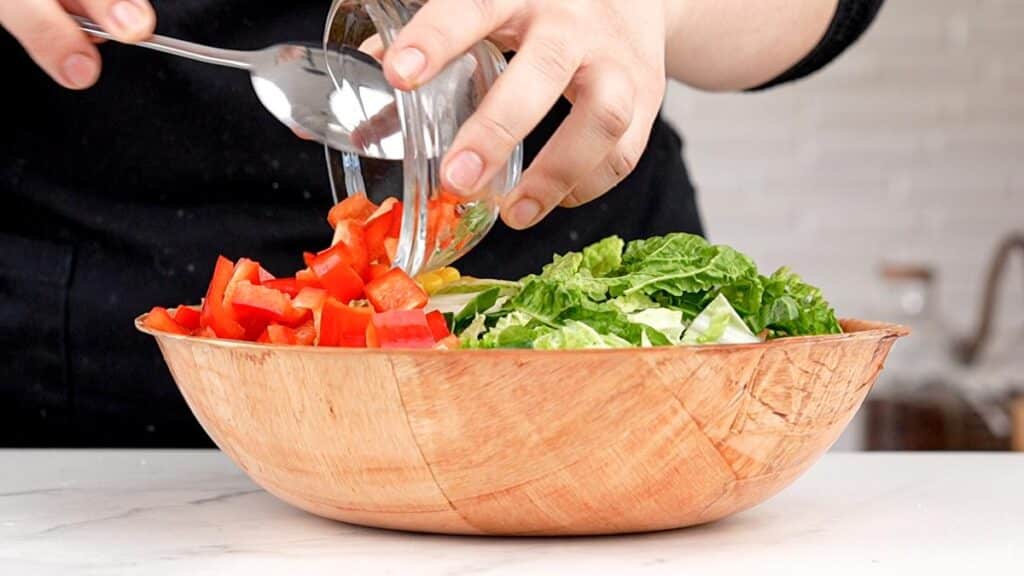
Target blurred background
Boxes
[662,0,1024,451]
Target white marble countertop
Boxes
[1,451,1021,575]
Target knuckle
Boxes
[608,141,644,180]
[468,111,521,155]
[525,33,578,87]
[590,94,632,141]
[561,187,592,208]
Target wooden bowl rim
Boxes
[136,312,908,357]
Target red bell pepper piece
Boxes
[295,268,321,290]
[367,197,399,223]
[426,199,458,251]
[230,281,311,327]
[172,305,201,331]
[144,306,190,335]
[258,266,276,283]
[225,257,262,300]
[319,298,373,347]
[368,263,391,281]
[200,256,245,340]
[294,321,317,346]
[327,194,378,227]
[292,286,327,311]
[366,310,435,349]
[310,253,365,303]
[264,324,298,345]
[263,277,300,297]
[364,268,428,312]
[319,221,370,279]
[386,203,403,239]
[383,237,398,266]
[425,310,451,341]
[365,198,401,262]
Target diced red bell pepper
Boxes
[144,306,190,335]
[303,252,316,268]
[437,188,463,205]
[263,277,300,297]
[264,324,299,345]
[425,310,451,341]
[426,199,458,251]
[295,268,321,290]
[320,221,370,279]
[319,298,373,347]
[256,328,272,343]
[173,305,201,331]
[258,266,276,283]
[386,203,403,239]
[200,256,245,340]
[229,281,310,327]
[327,194,378,228]
[366,310,435,349]
[365,198,401,262]
[368,263,391,281]
[225,257,262,301]
[367,197,400,223]
[294,321,317,346]
[383,237,399,265]
[364,268,428,312]
[292,286,327,311]
[310,253,365,303]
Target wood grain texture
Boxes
[141,317,907,535]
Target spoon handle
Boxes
[74,16,255,70]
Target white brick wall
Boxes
[664,0,1023,337]
[662,0,1024,449]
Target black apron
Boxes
[0,0,702,447]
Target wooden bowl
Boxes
[138,317,907,535]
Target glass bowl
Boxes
[323,0,522,276]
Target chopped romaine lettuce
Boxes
[532,321,632,350]
[439,232,840,350]
[681,294,760,345]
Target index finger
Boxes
[382,0,517,90]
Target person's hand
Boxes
[0,0,156,89]
[382,0,669,229]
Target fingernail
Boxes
[444,151,484,193]
[392,47,426,82]
[62,54,100,89]
[110,0,146,34]
[509,198,542,228]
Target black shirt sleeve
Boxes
[751,0,885,91]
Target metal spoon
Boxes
[75,16,403,160]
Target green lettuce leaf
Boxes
[682,293,761,345]
[580,235,624,277]
[532,320,632,350]
[752,267,842,337]
[476,312,550,349]
[626,307,686,344]
[610,233,758,298]
[451,287,501,334]
[458,314,490,348]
